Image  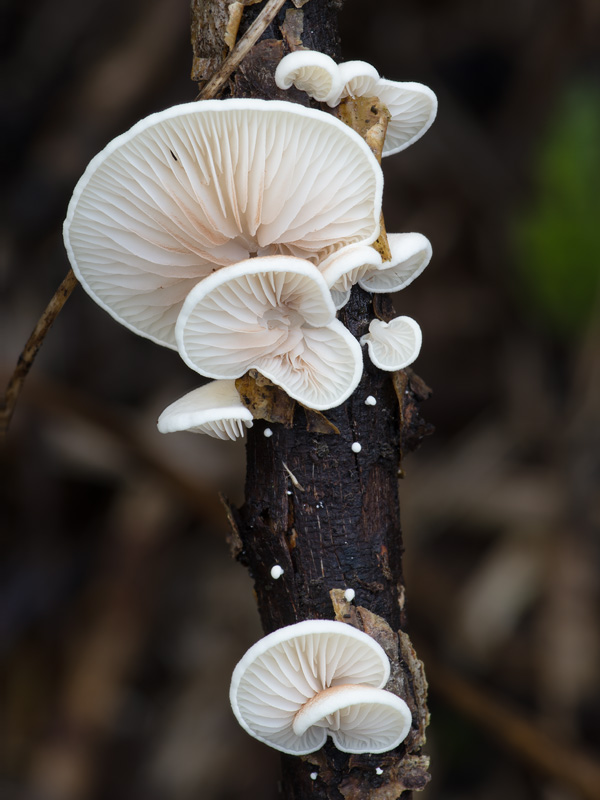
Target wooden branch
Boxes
[190,2,432,797]
[0,268,78,437]
[425,653,600,800]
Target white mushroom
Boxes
[358,232,432,294]
[275,51,343,104]
[319,244,382,309]
[360,317,422,371]
[332,60,380,104]
[374,79,438,157]
[292,684,412,754]
[230,619,412,755]
[156,379,252,440]
[175,255,363,411]
[274,51,437,156]
[64,99,383,348]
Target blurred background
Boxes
[1,0,599,798]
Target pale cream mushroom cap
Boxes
[327,60,380,106]
[274,51,343,104]
[319,244,382,309]
[64,99,382,349]
[358,232,432,294]
[229,620,392,755]
[175,255,363,411]
[375,79,438,157]
[361,317,422,371]
[292,684,412,754]
[156,380,252,440]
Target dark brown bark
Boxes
[191,2,432,797]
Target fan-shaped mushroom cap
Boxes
[358,232,432,294]
[156,379,252,440]
[361,316,422,371]
[64,99,383,348]
[292,684,412,754]
[375,80,437,157]
[175,255,363,411]
[229,620,393,755]
[327,60,381,106]
[275,51,343,104]
[319,244,382,309]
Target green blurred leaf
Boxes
[513,83,600,339]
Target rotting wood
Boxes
[191,2,432,798]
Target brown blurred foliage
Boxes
[1,1,599,798]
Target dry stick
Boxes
[425,654,600,800]
[0,268,78,437]
[197,0,288,99]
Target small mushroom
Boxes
[275,51,343,104]
[358,232,432,294]
[64,99,383,348]
[319,244,382,309]
[274,51,437,157]
[292,684,412,754]
[175,255,363,410]
[156,379,252,440]
[230,619,411,755]
[360,316,422,371]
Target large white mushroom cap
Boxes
[156,379,252,440]
[64,99,383,348]
[230,620,412,755]
[175,255,363,411]
[361,316,423,371]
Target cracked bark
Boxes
[191,2,432,797]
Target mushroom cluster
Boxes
[63,57,435,438]
[230,620,412,755]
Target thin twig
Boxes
[0,268,78,437]
[424,650,600,800]
[197,0,288,99]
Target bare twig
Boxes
[424,651,600,800]
[197,0,288,99]
[0,268,78,437]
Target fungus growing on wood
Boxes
[275,52,437,156]
[175,255,363,410]
[274,50,343,104]
[361,316,423,371]
[63,99,383,348]
[229,620,411,755]
[156,379,252,440]
[358,232,432,294]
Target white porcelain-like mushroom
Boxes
[358,232,432,294]
[175,255,363,411]
[64,99,383,349]
[319,244,382,309]
[330,60,380,105]
[156,379,252,440]
[292,684,412,754]
[373,79,438,157]
[273,51,436,155]
[275,51,343,104]
[360,317,422,371]
[230,619,413,755]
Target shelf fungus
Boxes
[361,316,423,371]
[275,51,437,157]
[229,619,412,755]
[156,379,252,440]
[63,99,382,349]
[175,255,363,410]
